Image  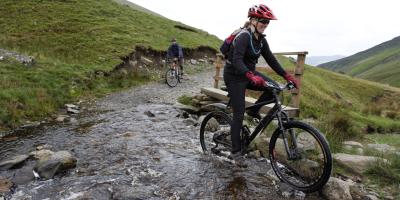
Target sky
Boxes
[128,0,400,56]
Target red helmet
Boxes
[248,4,277,20]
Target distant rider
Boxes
[167,38,185,76]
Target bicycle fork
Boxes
[276,108,301,160]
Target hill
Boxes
[318,36,400,87]
[306,55,345,66]
[0,0,221,129]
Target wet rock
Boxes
[367,143,396,153]
[0,155,29,171]
[81,183,113,199]
[29,149,54,161]
[322,177,353,200]
[333,153,388,173]
[0,178,13,193]
[36,144,53,151]
[11,166,35,185]
[144,110,155,117]
[34,151,77,179]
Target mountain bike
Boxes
[165,57,182,87]
[199,81,332,193]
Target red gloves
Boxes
[246,71,265,87]
[284,73,298,88]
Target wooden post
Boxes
[291,52,307,108]
[214,54,224,88]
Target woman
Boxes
[224,4,298,167]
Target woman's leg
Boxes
[224,77,248,153]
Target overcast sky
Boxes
[128,0,400,56]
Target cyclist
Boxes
[167,38,185,77]
[223,4,298,167]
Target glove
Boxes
[283,73,298,88]
[246,71,265,87]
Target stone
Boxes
[367,144,396,153]
[364,194,379,200]
[67,107,80,114]
[65,104,79,109]
[144,110,155,117]
[12,166,35,185]
[0,155,29,171]
[29,149,54,161]
[322,177,353,200]
[183,118,198,126]
[55,115,68,122]
[173,102,200,114]
[198,59,206,63]
[0,56,4,61]
[33,151,77,179]
[36,144,53,151]
[343,141,364,148]
[140,56,153,65]
[333,153,388,173]
[190,59,197,65]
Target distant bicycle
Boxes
[199,81,332,193]
[165,58,182,87]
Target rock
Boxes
[36,144,53,151]
[183,118,198,126]
[0,178,12,193]
[364,194,379,200]
[343,141,364,148]
[297,132,317,151]
[140,56,153,65]
[199,101,217,105]
[55,115,68,122]
[0,155,29,171]
[173,102,200,114]
[198,59,206,63]
[322,177,353,200]
[252,135,270,157]
[33,151,77,179]
[65,104,79,109]
[204,118,219,132]
[333,153,388,173]
[67,107,80,114]
[190,59,197,65]
[144,110,155,117]
[0,56,4,61]
[247,150,262,159]
[29,149,54,161]
[367,144,396,153]
[11,166,35,185]
[349,184,368,200]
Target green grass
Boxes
[0,0,221,129]
[365,134,400,148]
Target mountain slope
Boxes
[0,0,221,67]
[318,36,400,87]
[306,55,345,66]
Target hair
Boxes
[242,21,251,28]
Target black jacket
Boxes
[224,28,286,78]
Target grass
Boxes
[0,0,221,129]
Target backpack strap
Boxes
[233,30,262,55]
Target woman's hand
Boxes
[246,71,265,87]
[283,73,298,88]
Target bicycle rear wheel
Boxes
[269,121,332,193]
[165,68,178,87]
[199,111,232,155]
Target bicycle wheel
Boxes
[165,68,178,87]
[269,121,332,193]
[199,111,232,155]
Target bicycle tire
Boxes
[199,111,232,154]
[269,121,332,193]
[165,68,178,87]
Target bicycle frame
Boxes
[241,89,299,159]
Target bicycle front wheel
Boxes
[165,68,178,87]
[269,121,332,193]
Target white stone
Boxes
[367,144,396,153]
[333,153,388,173]
[343,141,364,148]
[322,177,353,200]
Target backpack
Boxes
[219,28,262,59]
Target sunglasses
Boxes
[258,19,270,25]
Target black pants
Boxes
[224,71,277,153]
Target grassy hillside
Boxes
[0,0,221,129]
[319,36,400,87]
[263,57,400,142]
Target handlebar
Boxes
[264,81,296,91]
